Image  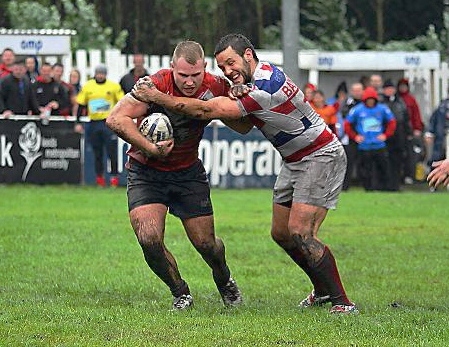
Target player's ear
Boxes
[170,61,174,69]
[204,61,207,70]
[243,48,252,62]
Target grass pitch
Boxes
[1,184,448,346]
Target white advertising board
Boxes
[0,34,71,55]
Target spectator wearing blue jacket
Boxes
[425,97,449,165]
[344,86,397,191]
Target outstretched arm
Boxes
[427,159,449,188]
[131,77,243,121]
[106,94,173,157]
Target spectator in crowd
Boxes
[345,86,397,191]
[359,75,370,89]
[302,82,316,104]
[119,54,149,93]
[69,69,83,120]
[425,96,449,167]
[25,56,39,83]
[327,81,348,140]
[369,74,383,94]
[331,81,348,109]
[69,68,82,95]
[33,62,70,116]
[52,63,75,117]
[397,78,425,184]
[0,59,40,117]
[380,79,412,191]
[131,33,358,314]
[340,82,364,190]
[310,89,339,135]
[0,48,15,79]
[106,40,246,310]
[397,78,424,137]
[75,64,124,187]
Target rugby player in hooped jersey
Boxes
[106,41,251,310]
[131,33,358,314]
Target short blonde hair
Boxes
[172,41,204,65]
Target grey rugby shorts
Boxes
[273,142,347,210]
[127,159,213,219]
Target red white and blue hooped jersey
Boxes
[127,69,230,171]
[236,62,339,163]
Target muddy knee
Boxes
[292,234,325,266]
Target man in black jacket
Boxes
[0,59,40,117]
[340,82,364,190]
[119,54,149,93]
[380,79,412,190]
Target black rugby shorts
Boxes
[127,159,213,219]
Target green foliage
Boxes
[262,24,282,49]
[1,185,449,346]
[0,0,446,57]
[263,0,368,51]
[7,1,61,28]
[6,0,128,50]
[262,22,318,50]
[301,0,368,51]
[368,25,444,54]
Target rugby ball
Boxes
[139,112,173,143]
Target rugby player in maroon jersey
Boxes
[107,41,252,310]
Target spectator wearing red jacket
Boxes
[397,78,424,136]
[397,78,426,184]
[0,48,15,80]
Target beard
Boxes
[95,76,106,84]
[240,60,252,84]
[226,60,252,85]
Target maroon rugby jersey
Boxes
[127,69,230,171]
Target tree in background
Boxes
[1,0,447,59]
[301,0,367,50]
[6,0,128,50]
[347,0,444,44]
[89,0,276,55]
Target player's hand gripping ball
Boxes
[139,112,174,143]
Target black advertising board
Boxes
[0,118,82,184]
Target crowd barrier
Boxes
[0,116,280,188]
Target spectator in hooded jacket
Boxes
[119,54,149,93]
[344,86,397,191]
[397,78,424,136]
